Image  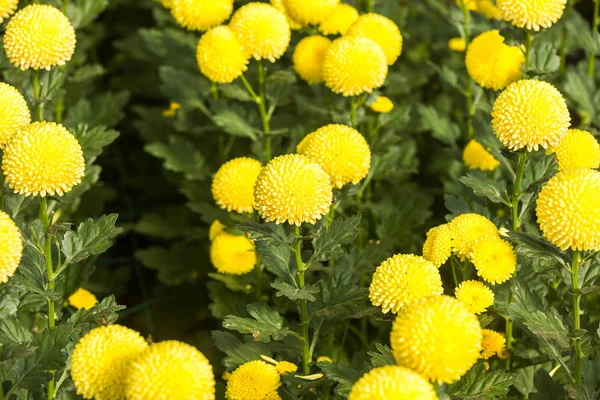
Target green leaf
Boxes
[527,42,560,77]
[563,69,596,121]
[135,243,205,286]
[311,216,361,262]
[61,214,118,266]
[72,124,120,163]
[212,109,258,140]
[145,136,208,181]
[159,66,210,109]
[254,241,294,281]
[271,281,319,302]
[65,91,129,130]
[368,343,395,367]
[0,316,31,344]
[317,362,362,397]
[508,231,567,268]
[237,221,290,247]
[311,285,370,320]
[460,171,506,204]
[447,364,516,399]
[69,64,105,83]
[223,303,294,342]
[69,296,125,335]
[418,104,460,145]
[0,294,19,318]
[529,370,565,399]
[499,27,526,47]
[66,0,109,28]
[219,83,254,102]
[212,331,269,369]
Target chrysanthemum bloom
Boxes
[72,325,149,400]
[349,365,438,400]
[226,360,281,400]
[492,80,570,151]
[230,3,291,62]
[463,139,500,171]
[318,3,359,35]
[480,329,506,359]
[0,0,17,23]
[390,295,482,384]
[162,102,180,118]
[212,157,262,213]
[497,0,567,31]
[171,0,233,31]
[282,0,339,26]
[197,26,249,84]
[347,13,403,66]
[2,122,85,197]
[448,37,467,52]
[371,96,394,113]
[0,83,31,148]
[3,5,76,70]
[210,232,256,275]
[275,361,297,375]
[422,224,453,268]
[454,280,494,314]
[68,288,98,310]
[209,220,226,241]
[125,341,215,400]
[254,154,332,225]
[296,124,371,188]
[476,0,501,19]
[0,211,22,284]
[369,254,443,314]
[466,30,524,91]
[293,35,331,84]
[449,213,499,260]
[537,169,600,250]
[552,129,600,171]
[322,36,388,97]
[470,237,516,284]
[270,0,302,30]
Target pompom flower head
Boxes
[463,139,500,171]
[0,0,18,24]
[492,80,570,151]
[212,157,262,214]
[282,0,339,26]
[4,4,76,70]
[197,26,249,84]
[371,96,394,113]
[209,220,226,241]
[254,154,332,226]
[293,35,331,84]
[318,3,359,35]
[449,213,499,260]
[125,341,215,400]
[230,3,291,62]
[422,224,453,267]
[536,169,600,251]
[270,0,302,30]
[296,124,371,188]
[481,329,506,359]
[275,361,297,375]
[369,254,443,314]
[226,360,281,400]
[0,83,31,148]
[455,280,494,314]
[347,13,403,66]
[466,30,524,91]
[68,288,98,310]
[323,36,388,97]
[497,0,567,31]
[552,129,600,171]
[71,325,149,400]
[448,37,467,52]
[0,210,22,284]
[2,122,85,197]
[210,232,257,275]
[390,295,483,384]
[349,365,438,400]
[470,237,516,284]
[171,0,233,31]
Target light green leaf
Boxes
[223,303,294,342]
[447,364,516,399]
[460,171,506,204]
[61,214,118,266]
[145,136,208,180]
[271,281,320,302]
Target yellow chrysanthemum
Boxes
[448,37,467,52]
[270,0,302,30]
[0,83,31,148]
[197,26,249,84]
[296,124,371,189]
[349,365,438,400]
[210,232,257,275]
[0,211,22,284]
[371,96,394,113]
[3,5,76,70]
[449,213,499,260]
[209,220,226,241]
[2,122,85,197]
[226,360,281,400]
[463,139,500,171]
[230,3,291,62]
[171,0,233,31]
[480,329,506,359]
[162,102,180,118]
[536,169,600,251]
[454,280,494,314]
[254,154,332,226]
[390,295,482,384]
[212,157,262,214]
[492,80,570,151]
[422,224,453,268]
[466,30,524,91]
[293,35,331,84]
[282,0,339,26]
[323,36,388,97]
[469,237,516,284]
[275,361,297,375]
[369,254,443,314]
[476,0,502,19]
[125,341,215,400]
[347,13,403,66]
[68,288,98,310]
[0,0,17,23]
[72,325,149,400]
[497,0,567,31]
[552,129,600,171]
[318,3,359,35]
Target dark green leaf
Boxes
[508,231,567,267]
[460,171,506,204]
[212,331,269,369]
[271,281,319,302]
[529,369,566,399]
[72,124,120,163]
[223,303,293,342]
[145,136,208,180]
[62,214,118,266]
[447,364,516,399]
[368,343,395,367]
[317,362,362,397]
[212,109,258,140]
[0,316,31,344]
[311,216,361,262]
[237,221,290,247]
[69,296,125,335]
[418,104,460,145]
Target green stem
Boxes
[257,61,272,162]
[451,261,459,288]
[294,225,310,377]
[559,0,574,78]
[460,0,474,140]
[32,70,43,121]
[210,82,219,100]
[364,0,375,12]
[589,0,600,77]
[572,250,583,387]
[350,97,357,127]
[524,30,533,71]
[41,197,55,400]
[62,0,69,13]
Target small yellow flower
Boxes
[282,0,339,26]
[347,13,403,66]
[212,157,262,214]
[422,224,453,268]
[275,361,297,375]
[349,365,438,400]
[476,0,502,19]
[463,139,500,171]
[171,0,233,31]
[480,329,506,359]
[0,82,31,148]
[210,232,257,275]
[0,0,17,23]
[455,0,477,11]
[68,288,98,310]
[552,129,600,171]
[3,4,76,70]
[0,210,22,284]
[270,0,302,30]
[226,360,281,400]
[449,213,499,260]
[293,35,331,84]
[470,237,517,284]
[162,102,180,118]
[316,356,333,363]
[448,37,467,52]
[197,26,249,84]
[370,96,394,113]
[497,0,567,31]
[209,220,226,241]
[455,280,494,314]
[318,3,359,35]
